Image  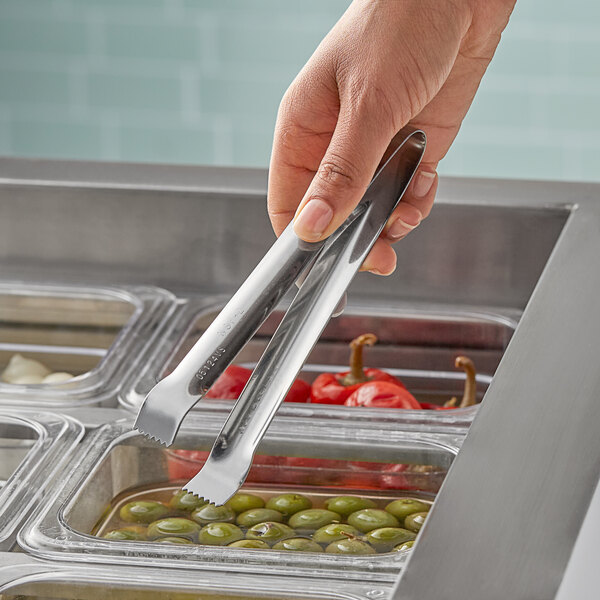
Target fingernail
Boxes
[413,170,436,198]
[293,199,333,240]
[387,217,418,240]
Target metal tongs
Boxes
[134,127,426,504]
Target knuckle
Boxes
[316,153,361,190]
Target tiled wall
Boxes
[1,0,598,182]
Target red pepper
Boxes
[206,365,310,403]
[310,333,404,405]
[419,356,477,410]
[344,381,421,409]
[205,365,251,399]
[284,378,311,403]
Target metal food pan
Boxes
[18,411,462,584]
[0,283,176,407]
[0,409,84,550]
[0,554,389,600]
[120,296,518,427]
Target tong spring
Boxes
[134,127,426,504]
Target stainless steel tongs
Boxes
[134,127,426,504]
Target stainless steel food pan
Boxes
[0,408,83,550]
[0,283,176,407]
[19,410,462,584]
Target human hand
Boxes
[268,0,516,275]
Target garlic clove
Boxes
[1,354,51,383]
[42,372,74,384]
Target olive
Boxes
[246,522,295,544]
[325,539,376,555]
[404,511,428,533]
[394,540,415,552]
[228,539,270,549]
[236,508,283,527]
[198,522,244,546]
[288,509,340,532]
[324,496,376,518]
[385,498,430,523]
[265,493,312,517]
[191,504,236,525]
[347,509,399,533]
[273,537,322,552]
[119,501,169,524]
[366,527,416,551]
[226,492,265,514]
[312,523,362,545]
[157,536,194,545]
[169,490,207,512]
[147,518,200,540]
[103,526,146,541]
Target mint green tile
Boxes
[1,0,67,19]
[577,149,600,182]
[0,16,88,56]
[0,67,70,105]
[104,22,198,61]
[187,0,347,17]
[230,125,273,167]
[544,93,600,130]
[441,141,565,181]
[10,118,103,159]
[199,74,287,117]
[217,20,326,69]
[118,124,215,164]
[566,42,600,78]
[490,36,564,77]
[465,89,533,128]
[87,70,181,111]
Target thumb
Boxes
[292,103,395,242]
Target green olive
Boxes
[324,496,376,517]
[103,525,146,541]
[226,493,265,514]
[265,493,312,517]
[394,540,415,552]
[157,536,194,545]
[147,518,200,540]
[366,527,416,551]
[384,498,430,523]
[246,522,295,544]
[228,539,270,549]
[198,522,244,546]
[236,508,283,527]
[325,539,376,555]
[273,537,322,552]
[191,504,236,525]
[404,511,428,533]
[312,523,362,544]
[347,509,399,533]
[288,509,340,532]
[119,501,169,524]
[169,490,207,512]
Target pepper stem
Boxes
[449,356,477,408]
[340,333,377,386]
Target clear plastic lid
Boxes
[19,410,463,584]
[120,295,518,427]
[0,282,176,407]
[0,554,388,600]
[0,408,84,548]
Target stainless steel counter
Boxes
[1,156,599,599]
